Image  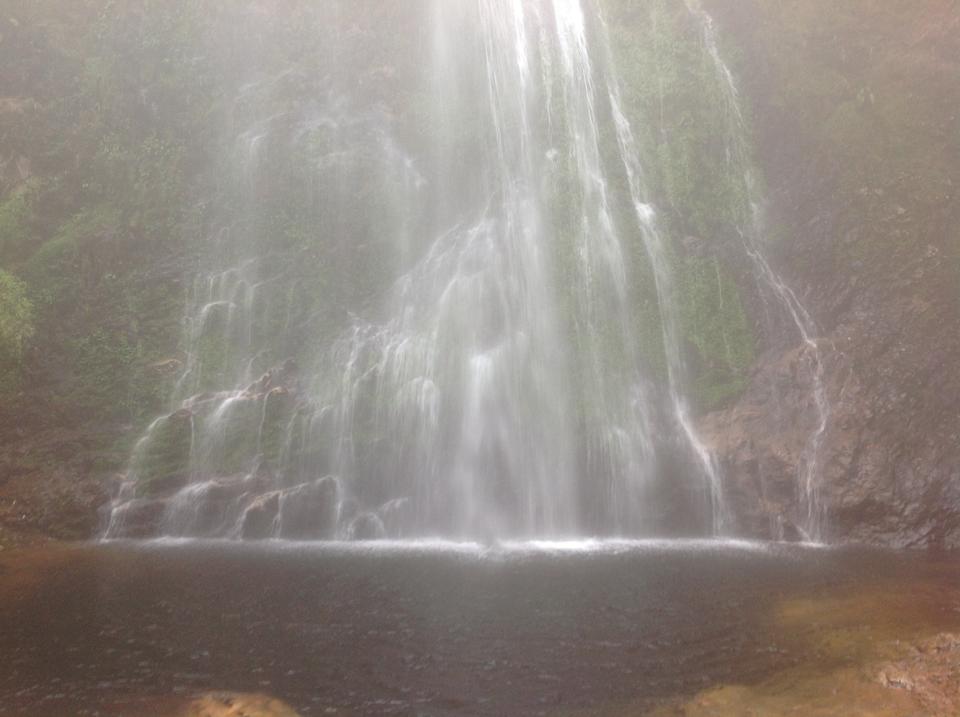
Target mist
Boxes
[1,1,959,714]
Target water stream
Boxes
[684,0,831,541]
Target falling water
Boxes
[684,0,831,541]
[105,0,772,542]
[596,8,728,532]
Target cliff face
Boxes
[702,0,960,547]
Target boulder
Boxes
[103,499,167,539]
[277,477,340,539]
[239,492,280,540]
[180,692,301,717]
[348,512,385,541]
[132,409,194,498]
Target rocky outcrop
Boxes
[702,0,960,547]
[878,633,960,716]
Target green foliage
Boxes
[70,328,138,417]
[0,1,216,444]
[24,206,117,309]
[0,269,34,393]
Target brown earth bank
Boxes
[700,0,960,547]
[0,428,112,549]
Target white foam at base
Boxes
[100,536,829,558]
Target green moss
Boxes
[0,269,34,395]
[70,328,138,418]
[132,409,193,497]
[678,257,754,410]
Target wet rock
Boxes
[259,387,295,467]
[133,409,194,498]
[877,633,960,716]
[348,512,385,541]
[247,358,300,397]
[277,477,339,539]
[180,692,301,717]
[240,492,279,540]
[379,498,413,537]
[149,358,184,376]
[104,499,167,539]
[162,474,270,538]
[216,395,265,476]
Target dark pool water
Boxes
[0,539,957,716]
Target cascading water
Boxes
[596,11,728,532]
[104,0,810,543]
[683,0,831,541]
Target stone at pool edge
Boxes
[179,692,302,717]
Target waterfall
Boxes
[684,0,831,541]
[103,0,799,543]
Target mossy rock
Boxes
[132,408,193,497]
[258,387,295,468]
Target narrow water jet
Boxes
[684,0,831,541]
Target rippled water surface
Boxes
[1,541,958,715]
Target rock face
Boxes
[702,0,960,547]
